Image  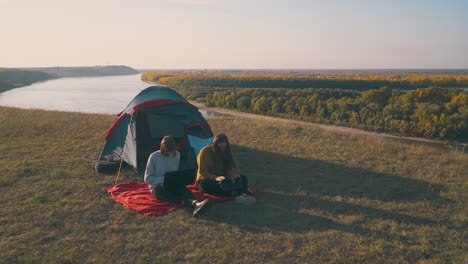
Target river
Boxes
[1,75,464,116]
[0,74,217,117]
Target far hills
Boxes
[19,65,139,78]
[0,70,55,93]
[0,65,139,93]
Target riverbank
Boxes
[20,65,139,78]
[0,65,138,93]
[0,69,57,93]
[1,106,466,263]
[0,74,150,114]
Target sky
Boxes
[0,0,467,69]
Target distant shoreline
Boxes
[0,65,139,93]
[19,65,139,78]
[137,68,468,75]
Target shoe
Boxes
[235,194,256,205]
[192,198,213,217]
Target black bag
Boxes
[218,178,243,192]
[94,160,121,174]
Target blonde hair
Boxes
[160,136,176,157]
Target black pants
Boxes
[153,169,197,204]
[197,175,249,197]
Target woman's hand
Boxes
[216,176,225,182]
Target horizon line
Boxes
[3,65,468,72]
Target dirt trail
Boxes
[192,102,465,150]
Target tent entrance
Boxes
[135,111,194,170]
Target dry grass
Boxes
[0,107,467,263]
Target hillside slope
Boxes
[0,106,466,263]
[0,69,57,93]
[0,66,139,93]
[21,65,139,77]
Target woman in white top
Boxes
[144,136,211,216]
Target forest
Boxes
[142,72,468,90]
[142,72,468,141]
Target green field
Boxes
[0,106,467,263]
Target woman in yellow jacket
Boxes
[196,134,256,204]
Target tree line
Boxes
[142,72,468,90]
[176,86,468,141]
[141,72,468,141]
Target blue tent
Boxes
[99,86,213,171]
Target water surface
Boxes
[0,74,217,117]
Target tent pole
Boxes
[115,114,134,185]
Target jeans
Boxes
[152,169,197,204]
[197,175,249,196]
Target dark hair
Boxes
[160,136,176,157]
[211,134,237,172]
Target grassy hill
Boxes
[0,69,57,93]
[21,65,139,78]
[0,66,139,93]
[0,106,466,263]
[0,79,14,92]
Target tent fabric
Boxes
[102,114,130,153]
[120,86,188,115]
[188,135,214,157]
[122,117,138,168]
[147,115,185,138]
[104,182,260,216]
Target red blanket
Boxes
[104,182,259,216]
